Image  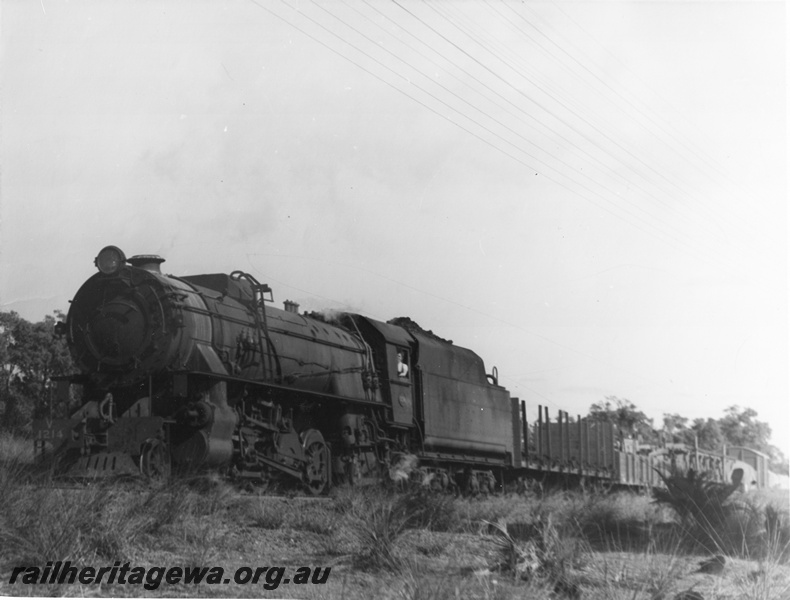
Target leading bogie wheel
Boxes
[139,438,171,481]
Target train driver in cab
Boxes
[396,351,409,378]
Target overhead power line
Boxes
[503,0,775,251]
[258,0,749,272]
[428,0,761,261]
[357,0,735,256]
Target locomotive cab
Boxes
[348,316,416,428]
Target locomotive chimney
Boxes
[284,300,300,314]
[128,255,165,273]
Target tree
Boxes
[588,396,656,442]
[0,311,73,432]
[662,413,696,445]
[0,311,26,430]
[718,405,772,449]
[765,445,789,475]
[690,418,724,453]
[708,405,788,474]
[662,413,689,434]
[717,405,789,474]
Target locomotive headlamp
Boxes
[94,245,127,275]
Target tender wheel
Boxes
[301,429,330,495]
[139,438,171,481]
[466,474,480,496]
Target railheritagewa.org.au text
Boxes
[9,561,331,591]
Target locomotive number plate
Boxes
[35,428,66,440]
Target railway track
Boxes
[18,478,336,502]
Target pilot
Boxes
[397,352,409,378]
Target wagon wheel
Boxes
[139,438,171,481]
[301,429,330,495]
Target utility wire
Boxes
[426,0,758,262]
[504,0,779,256]
[543,0,759,196]
[500,1,769,245]
[425,0,776,276]
[317,0,702,248]
[250,0,776,285]
[429,0,746,257]
[270,0,741,271]
[356,0,735,257]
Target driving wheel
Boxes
[301,429,330,495]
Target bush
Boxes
[0,460,245,575]
[348,489,410,571]
[0,485,148,567]
[397,487,459,532]
[653,469,790,560]
[764,503,790,562]
[340,485,460,571]
[575,490,657,550]
[243,498,289,530]
[484,513,586,594]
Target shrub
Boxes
[575,490,657,550]
[245,499,289,530]
[484,512,587,591]
[289,504,338,535]
[348,489,410,571]
[397,487,459,532]
[652,469,790,560]
[0,433,34,465]
[0,484,148,567]
[654,469,737,524]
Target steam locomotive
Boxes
[33,246,745,493]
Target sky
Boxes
[1,1,787,460]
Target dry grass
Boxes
[1,434,788,598]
